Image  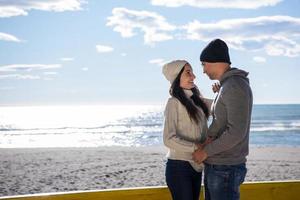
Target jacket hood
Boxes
[220,68,249,85]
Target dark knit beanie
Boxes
[200,39,231,64]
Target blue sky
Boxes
[0,0,299,105]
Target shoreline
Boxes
[1,146,300,197]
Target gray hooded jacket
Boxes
[204,68,253,165]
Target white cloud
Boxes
[81,67,88,71]
[0,0,86,18]
[121,53,127,57]
[106,8,300,57]
[150,0,282,9]
[0,74,40,80]
[107,7,176,45]
[149,58,166,66]
[183,15,300,57]
[60,57,74,61]
[0,32,21,42]
[96,45,114,53]
[253,56,266,63]
[0,64,61,72]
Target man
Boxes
[192,39,253,200]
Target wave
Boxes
[251,127,300,132]
[250,119,300,132]
[1,121,300,133]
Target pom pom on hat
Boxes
[200,39,231,64]
[162,60,187,84]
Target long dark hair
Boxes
[170,67,209,123]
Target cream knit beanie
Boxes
[162,60,188,84]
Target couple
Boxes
[162,39,253,200]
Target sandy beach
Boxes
[1,146,300,197]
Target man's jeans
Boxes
[166,159,202,200]
[204,163,247,200]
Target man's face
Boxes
[201,62,217,80]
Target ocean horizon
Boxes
[0,104,299,148]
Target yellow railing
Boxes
[1,181,299,200]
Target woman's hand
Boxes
[212,82,220,93]
[192,149,208,164]
[194,137,213,164]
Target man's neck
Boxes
[216,63,230,81]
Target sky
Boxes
[0,0,300,106]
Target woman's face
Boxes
[180,64,196,89]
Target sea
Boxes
[0,104,299,148]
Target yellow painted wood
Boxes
[240,181,300,200]
[0,181,299,200]
[0,187,172,200]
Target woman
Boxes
[162,60,211,200]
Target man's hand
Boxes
[192,149,208,164]
[204,137,213,145]
[196,137,213,149]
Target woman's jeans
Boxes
[166,159,202,200]
[204,163,247,200]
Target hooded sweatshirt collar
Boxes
[220,67,249,85]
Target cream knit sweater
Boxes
[163,90,212,172]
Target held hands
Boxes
[192,137,212,164]
[192,149,207,164]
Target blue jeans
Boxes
[166,159,202,200]
[204,163,247,200]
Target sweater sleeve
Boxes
[163,98,196,153]
[204,84,252,156]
